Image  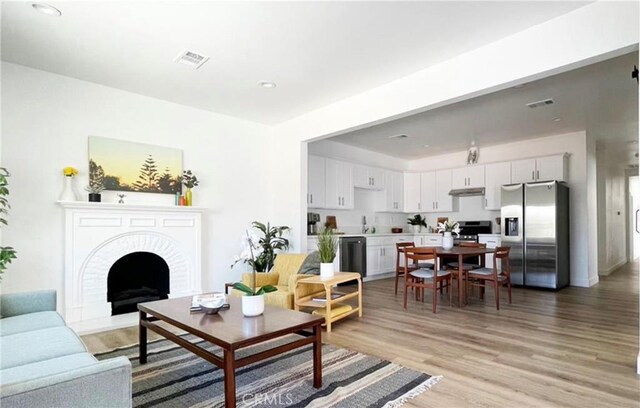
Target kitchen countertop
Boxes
[307,232,441,238]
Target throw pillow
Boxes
[299,251,321,275]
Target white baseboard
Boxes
[363,272,394,282]
[588,275,599,287]
[637,352,640,375]
[599,258,628,276]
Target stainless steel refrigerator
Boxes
[500,181,569,289]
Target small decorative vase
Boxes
[320,262,335,279]
[88,193,101,202]
[59,176,78,201]
[185,188,193,206]
[442,231,454,250]
[242,294,265,317]
[412,225,421,233]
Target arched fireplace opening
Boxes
[107,251,170,315]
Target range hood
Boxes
[449,187,485,197]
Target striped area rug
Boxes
[96,334,442,408]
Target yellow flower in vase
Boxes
[63,167,79,177]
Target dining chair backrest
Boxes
[404,247,437,262]
[459,242,486,248]
[495,246,510,259]
[492,246,511,276]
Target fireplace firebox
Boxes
[107,251,170,315]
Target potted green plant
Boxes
[317,227,338,278]
[0,168,17,281]
[407,214,428,233]
[182,170,199,206]
[232,221,290,272]
[85,182,105,202]
[232,231,277,316]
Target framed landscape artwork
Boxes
[88,136,183,194]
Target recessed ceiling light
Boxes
[423,144,430,148]
[552,117,562,122]
[258,81,276,88]
[31,3,62,16]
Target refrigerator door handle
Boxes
[636,209,640,233]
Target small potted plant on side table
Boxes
[407,214,428,233]
[317,227,338,279]
[232,231,277,316]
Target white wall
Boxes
[0,63,274,308]
[596,144,629,275]
[308,139,408,171]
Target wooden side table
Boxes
[294,272,363,332]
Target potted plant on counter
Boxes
[407,214,428,233]
[0,168,17,281]
[232,231,277,317]
[317,227,338,279]
[437,220,460,250]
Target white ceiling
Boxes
[330,52,639,160]
[1,1,589,125]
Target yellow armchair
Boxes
[230,253,323,310]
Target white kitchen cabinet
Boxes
[478,235,501,270]
[420,171,436,212]
[419,170,453,212]
[414,234,442,247]
[382,170,404,212]
[435,169,454,212]
[403,173,422,213]
[484,161,512,210]
[354,165,385,190]
[307,155,325,208]
[536,155,567,182]
[325,158,354,209]
[366,245,382,276]
[511,155,567,184]
[452,165,485,189]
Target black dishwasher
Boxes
[340,236,367,279]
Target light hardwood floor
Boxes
[83,262,640,407]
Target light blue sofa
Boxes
[0,290,132,407]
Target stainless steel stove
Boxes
[453,221,493,245]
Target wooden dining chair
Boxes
[403,247,452,313]
[466,246,512,310]
[444,242,486,302]
[395,242,434,295]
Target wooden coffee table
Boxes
[138,296,325,408]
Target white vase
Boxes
[59,176,79,201]
[320,262,334,279]
[412,225,421,233]
[241,294,265,317]
[442,231,454,250]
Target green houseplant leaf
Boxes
[0,167,16,281]
[317,227,337,263]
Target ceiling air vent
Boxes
[174,49,210,69]
[388,134,409,139]
[526,98,554,108]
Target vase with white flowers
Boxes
[232,230,277,316]
[437,220,460,250]
[317,227,338,278]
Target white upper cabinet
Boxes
[307,155,325,208]
[403,173,422,213]
[418,171,453,212]
[511,155,567,184]
[435,169,453,212]
[484,161,512,210]
[325,158,354,209]
[535,155,567,182]
[451,165,485,189]
[420,171,437,212]
[354,164,385,190]
[383,170,404,212]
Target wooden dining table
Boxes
[401,246,496,307]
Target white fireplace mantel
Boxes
[58,201,204,332]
